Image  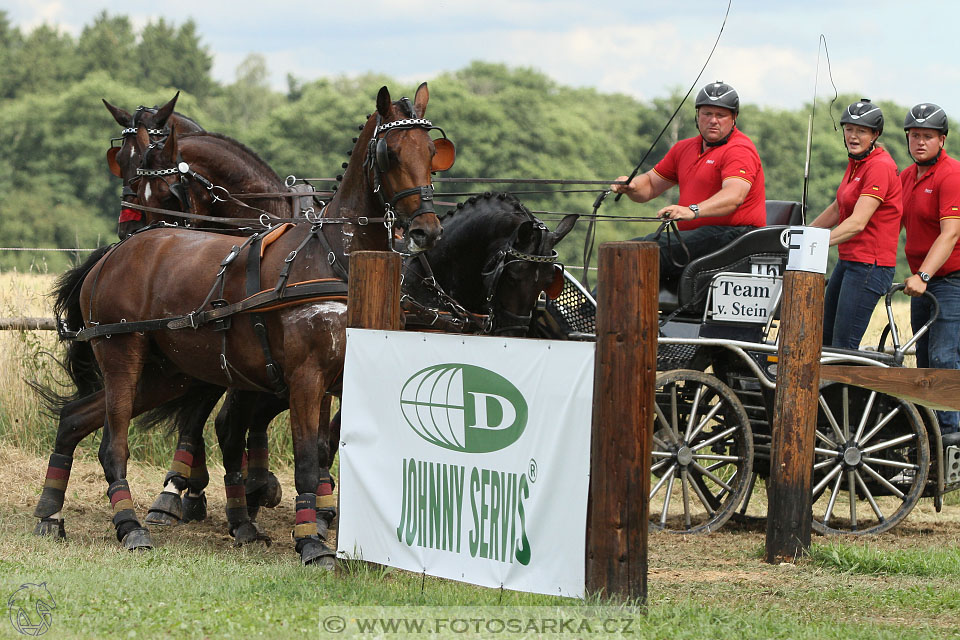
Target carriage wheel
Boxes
[650,369,754,534]
[811,382,930,535]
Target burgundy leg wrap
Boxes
[108,479,141,542]
[223,472,249,532]
[34,453,72,518]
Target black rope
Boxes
[295,177,629,186]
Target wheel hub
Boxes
[842,446,862,467]
[676,446,694,467]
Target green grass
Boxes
[3,519,959,639]
[810,542,960,578]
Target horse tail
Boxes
[137,383,225,437]
[51,245,112,398]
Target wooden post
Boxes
[347,251,402,330]
[765,270,824,563]
[586,241,657,600]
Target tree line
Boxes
[0,11,922,277]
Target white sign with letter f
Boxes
[784,226,829,274]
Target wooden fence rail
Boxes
[0,317,57,330]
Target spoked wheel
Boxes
[650,369,754,534]
[812,382,930,535]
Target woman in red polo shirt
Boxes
[810,99,902,350]
[901,103,960,440]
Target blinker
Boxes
[106,147,122,177]
[431,137,456,172]
[545,264,565,300]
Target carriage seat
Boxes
[658,201,804,315]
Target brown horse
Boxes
[33,84,445,565]
[102,92,204,238]
[129,128,297,232]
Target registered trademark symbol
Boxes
[528,459,538,483]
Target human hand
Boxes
[903,274,927,297]
[657,205,694,221]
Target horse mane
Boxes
[440,192,534,239]
[179,131,285,186]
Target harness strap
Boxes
[73,279,348,341]
[247,235,287,395]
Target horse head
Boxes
[411,193,577,336]
[131,124,195,226]
[103,92,204,238]
[482,202,578,336]
[337,83,452,253]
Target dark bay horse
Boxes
[102,92,204,238]
[140,191,578,539]
[129,128,296,232]
[33,84,444,565]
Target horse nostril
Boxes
[408,228,428,247]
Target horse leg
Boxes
[244,392,287,521]
[146,386,225,526]
[96,335,166,550]
[315,396,338,540]
[33,390,108,539]
[288,371,335,567]
[213,390,263,545]
[33,366,189,540]
[181,437,210,522]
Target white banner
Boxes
[338,329,595,597]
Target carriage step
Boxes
[946,446,960,485]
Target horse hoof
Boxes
[122,527,153,551]
[33,518,65,540]
[299,539,336,568]
[232,522,260,546]
[181,493,207,522]
[145,493,182,526]
[262,473,282,508]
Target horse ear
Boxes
[160,126,178,163]
[103,99,132,128]
[377,86,391,118]
[135,125,151,151]
[514,220,540,252]
[545,214,579,249]
[154,91,180,129]
[414,82,429,117]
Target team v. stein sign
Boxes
[397,364,532,565]
[338,329,594,597]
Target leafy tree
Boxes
[136,18,213,98]
[76,11,137,85]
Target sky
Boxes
[7,0,960,119]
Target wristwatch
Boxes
[918,271,932,283]
[688,204,700,219]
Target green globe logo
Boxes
[400,364,528,453]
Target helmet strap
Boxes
[846,138,877,161]
[915,147,943,167]
[701,123,736,148]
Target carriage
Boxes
[532,199,960,535]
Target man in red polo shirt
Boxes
[611,81,766,282]
[900,103,960,443]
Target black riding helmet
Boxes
[904,103,948,166]
[840,99,883,160]
[904,103,948,135]
[695,81,739,115]
[840,99,883,135]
